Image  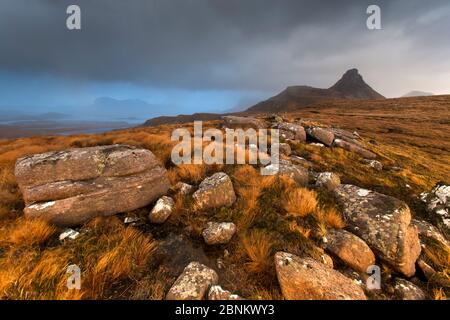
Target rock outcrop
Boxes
[166,262,219,300]
[277,122,306,142]
[15,145,170,227]
[192,172,236,211]
[274,252,367,300]
[306,127,335,146]
[334,185,421,276]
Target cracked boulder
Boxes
[334,185,421,277]
[274,252,367,300]
[166,262,219,300]
[15,145,170,227]
[192,172,236,211]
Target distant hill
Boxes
[142,113,223,126]
[246,68,385,113]
[402,91,434,98]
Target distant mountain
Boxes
[402,91,434,98]
[246,68,385,113]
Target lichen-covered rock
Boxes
[277,123,306,142]
[315,172,341,191]
[202,222,236,245]
[274,252,366,300]
[166,262,219,300]
[325,229,375,273]
[333,139,377,159]
[306,127,335,146]
[334,185,421,277]
[192,172,236,211]
[15,145,170,227]
[149,196,175,223]
[393,279,427,300]
[208,285,242,300]
[420,183,450,233]
[262,161,309,186]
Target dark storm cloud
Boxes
[0,0,449,96]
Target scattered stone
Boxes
[277,143,292,156]
[193,172,236,211]
[15,145,170,227]
[277,123,306,142]
[274,252,367,300]
[393,278,427,300]
[310,142,325,147]
[208,285,242,300]
[325,229,375,273]
[149,196,175,223]
[315,172,341,191]
[166,262,219,300]
[262,162,309,186]
[222,116,267,129]
[420,183,450,232]
[306,127,335,146]
[290,156,313,168]
[124,216,141,225]
[334,185,421,277]
[202,222,236,245]
[173,182,194,195]
[59,228,80,241]
[333,139,377,159]
[363,159,383,171]
[412,219,450,249]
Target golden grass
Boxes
[282,187,318,218]
[315,207,346,229]
[5,218,56,246]
[241,229,274,274]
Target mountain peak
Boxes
[329,69,385,100]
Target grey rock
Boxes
[149,196,175,223]
[193,172,236,211]
[202,222,236,245]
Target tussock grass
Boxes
[240,229,274,274]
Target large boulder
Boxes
[420,183,450,233]
[192,172,236,211]
[333,139,377,159]
[166,262,219,300]
[274,252,366,300]
[334,185,421,277]
[324,229,375,273]
[277,123,306,142]
[306,127,335,146]
[15,145,170,227]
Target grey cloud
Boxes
[0,0,449,96]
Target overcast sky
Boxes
[0,0,449,119]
